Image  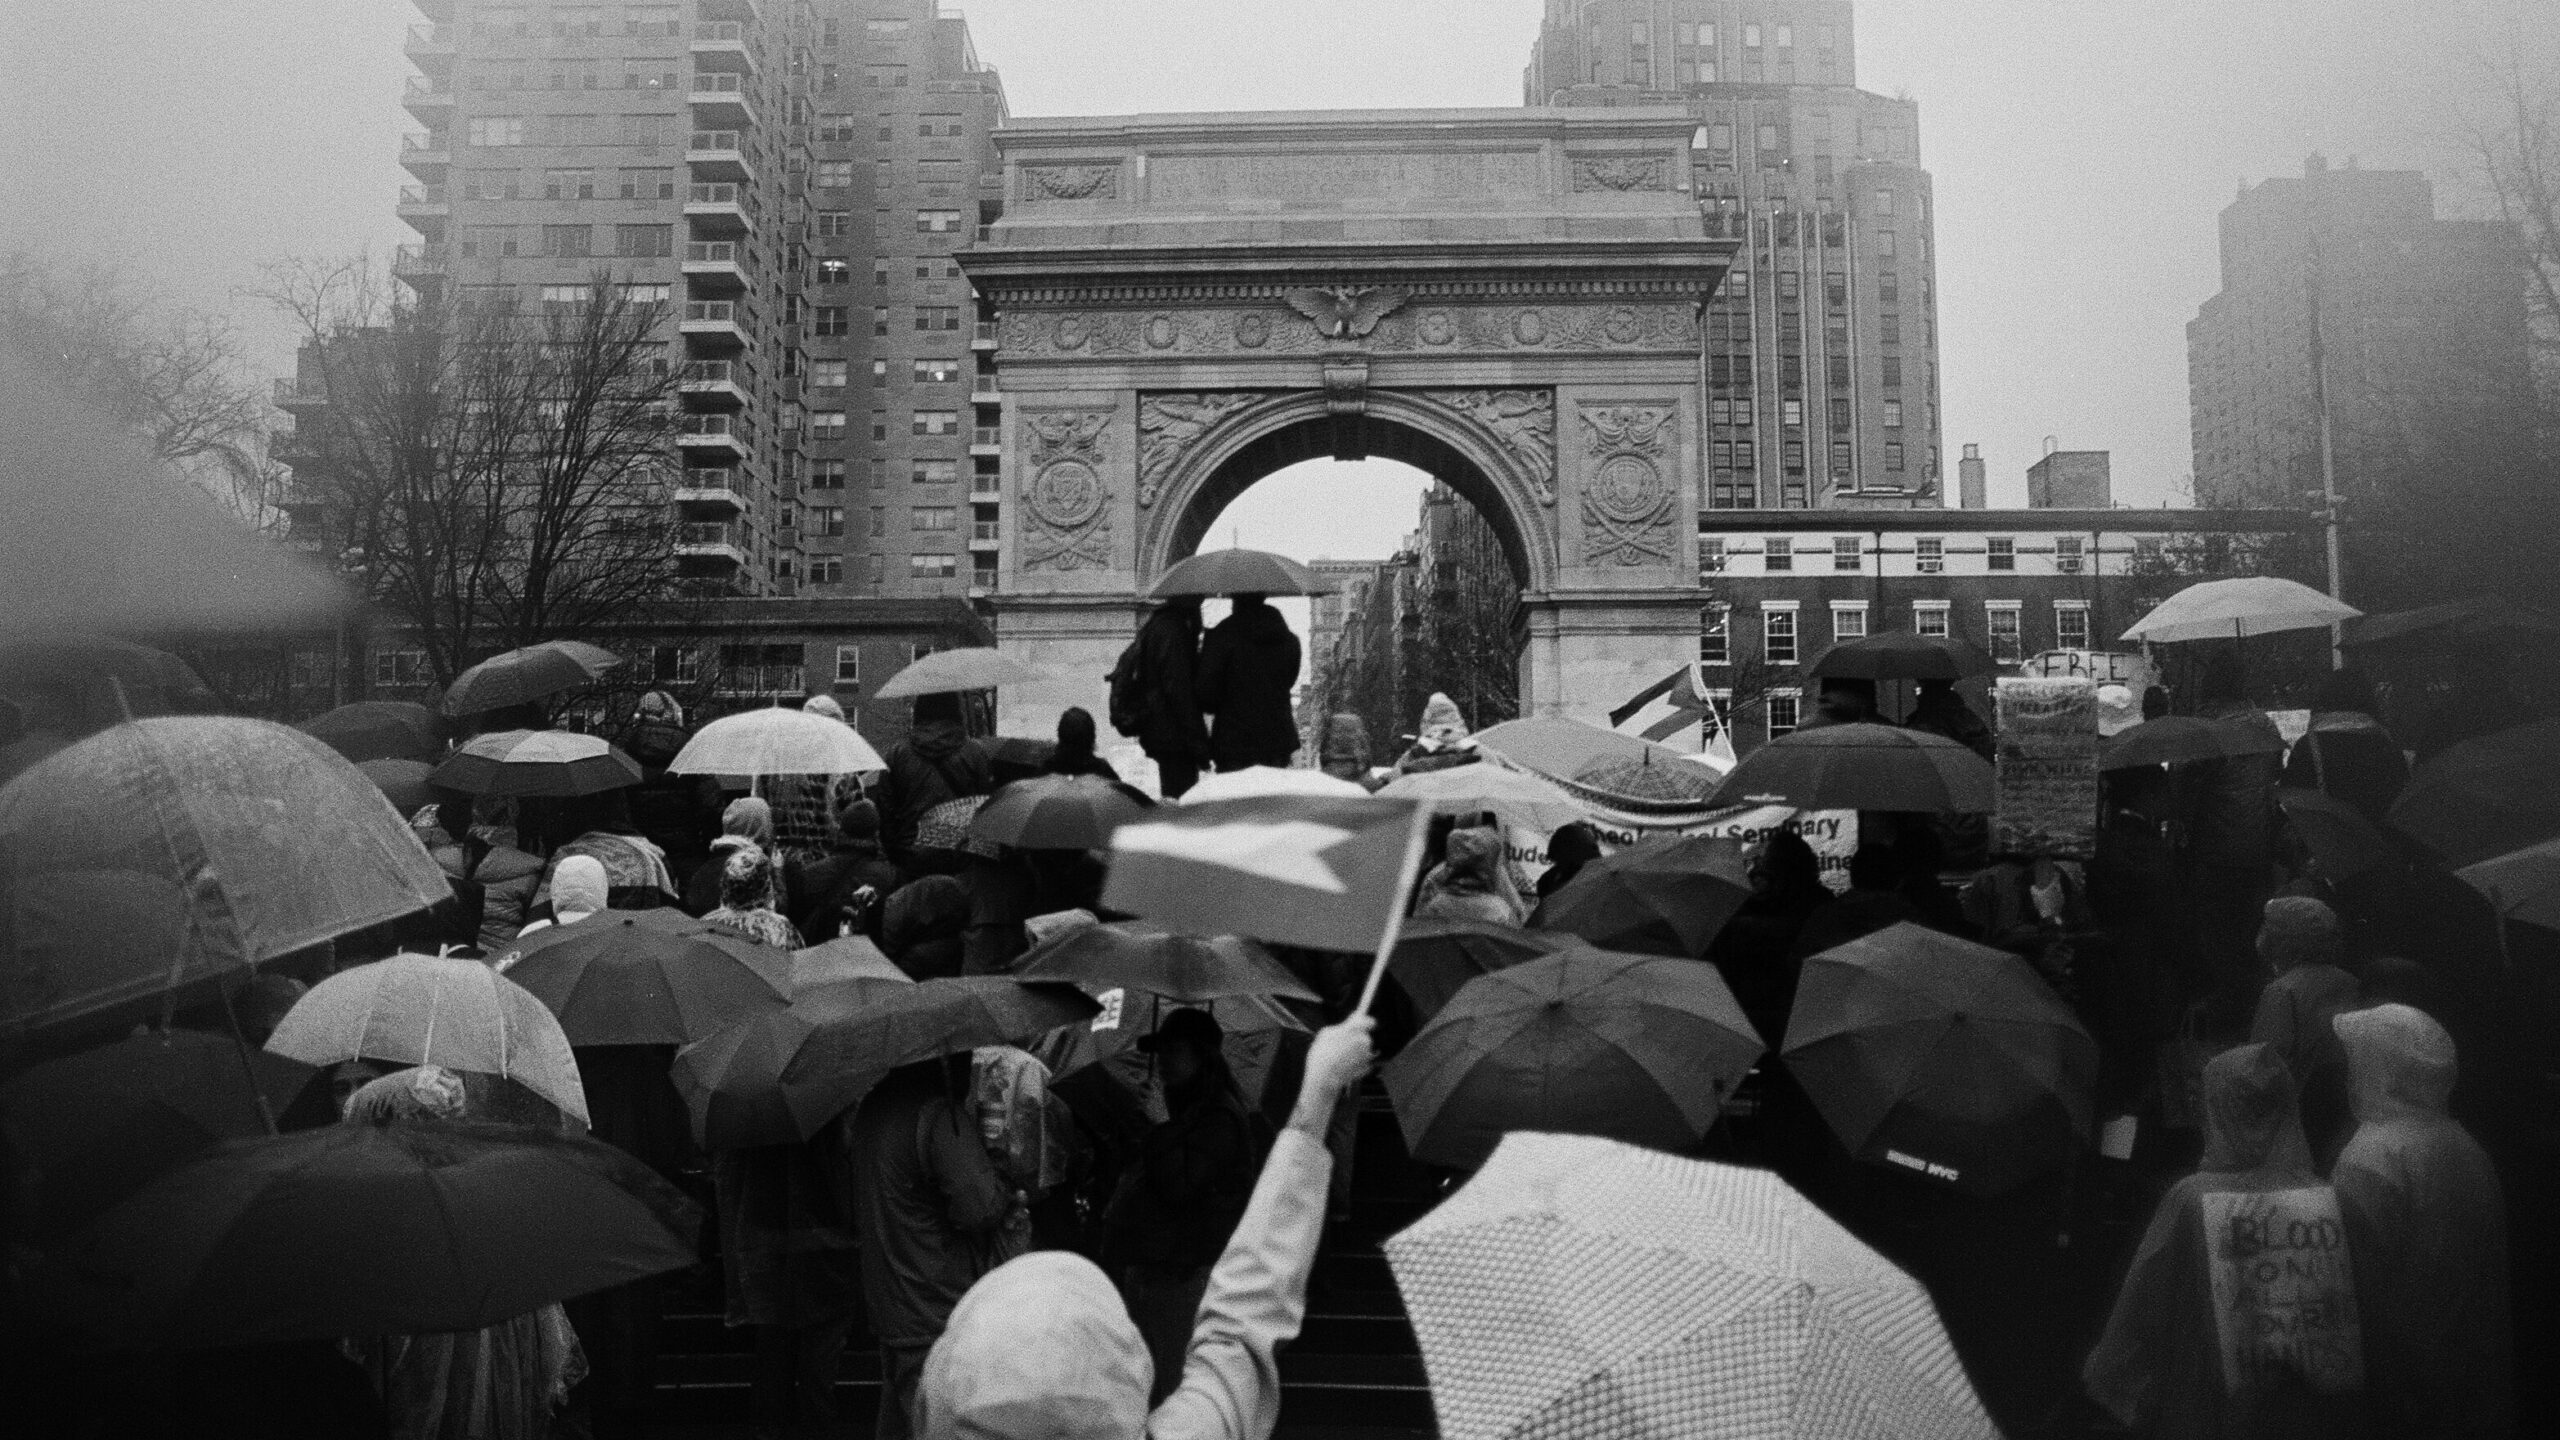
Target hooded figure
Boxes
[705,842,804,950]
[340,1067,589,1440]
[1413,825,1528,927]
[2084,1044,2359,1440]
[1194,594,1302,773]
[624,690,689,769]
[535,855,611,934]
[2330,1005,2512,1440]
[789,795,899,942]
[1043,706,1122,782]
[1534,822,1602,901]
[1318,713,1373,785]
[1128,597,1212,798]
[1390,693,1481,777]
[462,796,546,951]
[2247,897,2360,1161]
[879,692,996,866]
[688,796,786,916]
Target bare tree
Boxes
[0,252,285,528]
[261,258,687,686]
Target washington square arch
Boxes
[957,106,1735,736]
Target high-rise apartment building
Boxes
[374,0,1003,605]
[1524,1,1944,510]
[2188,156,2529,512]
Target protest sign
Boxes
[1507,804,1858,892]
[2200,1186,2364,1396]
[2024,650,2155,735]
[1994,677,2099,858]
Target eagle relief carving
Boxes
[1577,405,1677,566]
[1282,286,1409,340]
[1021,411,1113,571]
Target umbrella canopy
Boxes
[2277,787,2401,882]
[2120,576,2360,644]
[1379,762,1589,833]
[1043,988,1310,1113]
[0,717,452,1035]
[49,1120,700,1349]
[1783,923,2098,1197]
[430,728,642,798]
[495,908,793,1046]
[1386,1131,1994,1440]
[2457,836,2560,931]
[1708,722,1995,813]
[0,634,220,727]
[1149,548,1339,599]
[438,639,623,717]
[1530,835,1752,958]
[1177,765,1371,803]
[874,647,1043,700]
[793,935,910,989]
[1014,921,1319,1004]
[1806,629,2000,682]
[2386,719,2560,868]
[912,795,993,855]
[969,774,1152,850]
[1388,917,1573,1024]
[1472,716,1685,781]
[667,706,885,777]
[1384,948,1764,1171]
[1569,750,1721,807]
[2341,596,2560,651]
[298,701,443,764]
[0,1029,315,1239]
[769,976,1099,1138]
[2098,715,2286,770]
[265,954,591,1125]
[356,757,438,816]
[671,977,919,1148]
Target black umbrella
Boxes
[498,908,794,1046]
[0,633,219,724]
[1388,917,1573,1023]
[430,729,643,798]
[48,1120,701,1349]
[439,640,623,717]
[1708,723,1995,813]
[2277,787,2401,881]
[2386,719,2560,868]
[968,774,1153,850]
[356,758,438,816]
[1149,548,1339,599]
[770,977,1100,1138]
[2099,715,2284,771]
[298,701,443,764]
[1530,835,1753,958]
[1805,629,1998,682]
[1782,923,2098,1197]
[670,977,917,1148]
[1013,921,1319,1004]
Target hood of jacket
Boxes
[473,843,546,885]
[1216,599,1296,652]
[2336,1002,2458,1125]
[910,717,971,761]
[917,1250,1151,1440]
[2198,1042,2315,1175]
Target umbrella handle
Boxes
[215,977,280,1137]
[1352,803,1436,1019]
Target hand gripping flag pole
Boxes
[1353,800,1435,1018]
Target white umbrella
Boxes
[1177,765,1370,804]
[1378,762,1587,833]
[2120,576,2360,644]
[873,648,1044,699]
[668,707,885,777]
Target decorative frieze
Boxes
[996,301,1701,360]
[1020,411,1114,571]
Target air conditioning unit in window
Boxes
[1915,558,1943,575]
[2055,557,2084,575]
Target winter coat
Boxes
[1132,605,1210,765]
[2331,1005,2513,1440]
[789,841,901,942]
[469,841,546,954]
[879,722,995,860]
[916,1129,1332,1440]
[1106,1066,1260,1271]
[2248,963,2361,1160]
[1195,603,1302,771]
[714,1128,864,1329]
[2280,712,2409,825]
[2186,705,2283,875]
[847,1066,1018,1347]
[883,875,973,981]
[545,831,678,908]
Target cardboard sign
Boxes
[2200,1187,2365,1396]
[1993,677,2100,859]
[2024,650,2156,736]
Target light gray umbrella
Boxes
[874,647,1044,699]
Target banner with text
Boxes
[1994,677,2100,858]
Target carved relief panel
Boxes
[1418,391,1557,506]
[1019,410,1115,572]
[996,301,1700,361]
[1575,404,1679,566]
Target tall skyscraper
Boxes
[368,0,1003,604]
[1525,0,1944,510]
[2188,156,2529,513]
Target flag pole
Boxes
[1352,801,1435,1018]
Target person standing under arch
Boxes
[1196,592,1302,773]
[1125,596,1211,798]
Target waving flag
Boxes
[1105,795,1430,955]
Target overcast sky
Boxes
[6,0,2546,568]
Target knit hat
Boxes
[803,693,847,721]
[550,855,610,921]
[835,795,882,840]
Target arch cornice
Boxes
[1136,388,1562,594]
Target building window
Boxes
[808,458,847,489]
[813,211,852,238]
[1877,229,1898,258]
[807,556,843,586]
[1881,356,1904,388]
[1699,537,1726,575]
[815,160,855,188]
[372,647,430,688]
[1744,23,1763,47]
[613,223,672,257]
[1914,603,1950,638]
[909,553,959,579]
[829,643,862,686]
[1915,536,1945,574]
[871,359,890,387]
[1882,400,1904,429]
[1833,535,1862,573]
[1831,440,1853,472]
[812,307,849,337]
[912,458,960,485]
[541,224,595,258]
[811,359,849,390]
[1831,604,1869,642]
[1700,605,1730,664]
[911,506,957,532]
[916,209,964,234]
[1885,442,1906,471]
[1766,690,1801,737]
[467,116,525,147]
[2056,603,2092,651]
[1780,397,1804,426]
[1987,605,2024,663]
[816,258,850,285]
[913,357,961,383]
[912,410,959,437]
[1763,605,1798,664]
[1988,536,2016,572]
[915,306,962,332]
[805,506,845,537]
[808,411,847,439]
[2055,536,2087,573]
[866,65,910,88]
[1764,537,1792,572]
[872,307,891,336]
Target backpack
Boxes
[1106,639,1149,739]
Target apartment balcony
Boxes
[391,243,446,294]
[676,522,748,569]
[680,240,746,293]
[970,471,1002,499]
[674,472,747,516]
[689,21,756,72]
[698,0,761,25]
[396,184,448,236]
[972,321,999,350]
[970,381,1002,403]
[969,426,1003,457]
[398,131,449,176]
[677,423,750,465]
[404,22,454,68]
[687,71,754,129]
[683,182,751,236]
[969,521,1002,551]
[401,74,455,119]
[685,130,752,184]
[272,377,328,414]
[679,360,747,408]
[681,300,750,350]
